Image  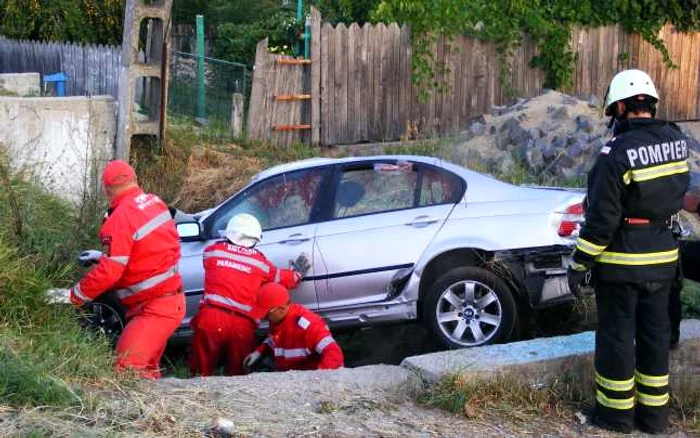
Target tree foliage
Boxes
[0,0,124,46]
[372,0,700,92]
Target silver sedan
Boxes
[176,155,585,348]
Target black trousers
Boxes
[594,279,671,433]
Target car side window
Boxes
[210,169,325,235]
[333,162,418,219]
[419,167,464,207]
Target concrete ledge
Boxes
[401,319,700,385]
[0,73,40,96]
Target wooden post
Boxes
[310,7,322,146]
[230,92,244,137]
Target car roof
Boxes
[250,155,506,188]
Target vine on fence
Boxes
[372,0,700,98]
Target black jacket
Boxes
[573,118,690,282]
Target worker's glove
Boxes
[243,351,262,372]
[44,288,72,304]
[77,250,102,267]
[290,252,311,280]
[566,261,590,299]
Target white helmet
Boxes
[604,69,658,116]
[223,213,262,247]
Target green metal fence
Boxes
[168,51,251,125]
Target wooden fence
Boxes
[247,8,700,146]
[0,37,121,97]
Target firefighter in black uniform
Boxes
[567,69,690,434]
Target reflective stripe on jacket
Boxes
[256,304,344,371]
[71,187,182,307]
[201,240,299,319]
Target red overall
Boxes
[189,241,299,376]
[70,187,184,379]
[255,304,344,372]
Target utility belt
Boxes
[621,214,687,239]
[621,217,672,229]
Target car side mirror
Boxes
[176,221,203,241]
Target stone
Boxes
[526,147,544,169]
[691,171,700,190]
[552,106,570,120]
[507,122,532,145]
[212,418,236,436]
[562,96,579,106]
[500,117,520,133]
[588,94,601,108]
[588,137,606,152]
[542,147,558,160]
[552,136,567,149]
[529,128,543,139]
[575,115,594,133]
[469,121,486,136]
[558,153,575,168]
[499,155,516,174]
[489,125,497,135]
[534,138,549,151]
[567,143,584,159]
[557,166,578,180]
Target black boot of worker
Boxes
[592,410,633,434]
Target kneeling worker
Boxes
[189,213,310,376]
[244,283,344,372]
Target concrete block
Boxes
[0,96,116,204]
[402,319,700,385]
[0,73,40,97]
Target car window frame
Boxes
[322,158,467,222]
[202,165,334,239]
[416,162,467,207]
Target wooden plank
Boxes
[439,35,451,133]
[246,39,269,140]
[335,24,348,144]
[679,27,694,120]
[693,32,700,119]
[380,23,392,140]
[322,23,335,145]
[372,23,385,141]
[347,23,358,144]
[360,23,371,142]
[451,35,463,132]
[366,23,377,141]
[388,23,401,140]
[310,7,322,146]
[398,25,412,139]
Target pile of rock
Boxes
[450,90,700,182]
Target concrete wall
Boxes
[0,73,40,96]
[0,96,116,204]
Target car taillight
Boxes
[557,203,584,237]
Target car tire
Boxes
[423,266,517,349]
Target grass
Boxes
[421,367,699,433]
[0,149,133,412]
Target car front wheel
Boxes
[423,266,517,349]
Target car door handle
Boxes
[406,216,439,227]
[280,233,311,244]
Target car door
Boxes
[314,160,465,310]
[179,166,331,327]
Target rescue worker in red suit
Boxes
[68,160,185,379]
[567,70,690,434]
[243,283,344,372]
[189,213,312,376]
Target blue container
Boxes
[44,72,69,97]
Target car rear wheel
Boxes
[423,266,517,349]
